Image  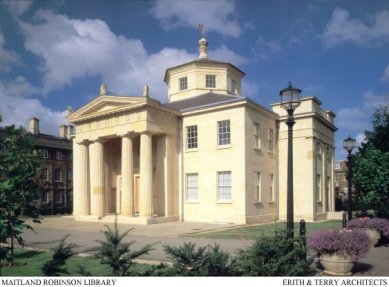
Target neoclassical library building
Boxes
[68,36,337,224]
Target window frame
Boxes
[217,171,232,202]
[267,128,274,152]
[253,122,261,150]
[186,125,198,150]
[54,169,63,182]
[206,74,216,88]
[179,76,188,91]
[254,172,261,203]
[217,120,231,147]
[186,173,199,202]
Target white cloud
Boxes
[0,82,67,135]
[382,65,389,82]
[322,8,389,48]
[335,107,369,131]
[151,0,241,38]
[0,30,19,72]
[252,36,282,61]
[209,45,248,66]
[363,90,389,111]
[18,9,196,101]
[2,0,34,17]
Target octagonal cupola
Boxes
[164,30,245,103]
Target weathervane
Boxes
[198,24,205,38]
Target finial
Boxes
[143,84,149,98]
[67,106,73,115]
[100,83,107,96]
[198,24,208,59]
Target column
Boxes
[89,139,104,218]
[140,132,153,218]
[73,141,89,216]
[121,135,134,216]
[164,135,172,217]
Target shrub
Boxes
[235,231,308,276]
[94,220,154,276]
[347,217,389,237]
[41,235,76,276]
[163,242,236,276]
[308,229,370,261]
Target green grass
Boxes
[186,220,343,240]
[0,249,154,276]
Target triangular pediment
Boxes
[67,95,149,122]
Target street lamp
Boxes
[279,82,301,237]
[343,136,356,221]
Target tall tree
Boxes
[0,121,43,266]
[353,105,389,217]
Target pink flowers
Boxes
[308,229,370,261]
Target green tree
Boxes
[0,123,43,266]
[353,105,389,216]
[94,219,154,276]
[353,144,389,216]
[41,235,76,276]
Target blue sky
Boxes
[0,0,388,160]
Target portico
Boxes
[68,89,180,224]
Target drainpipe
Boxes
[179,116,184,222]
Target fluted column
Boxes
[89,139,105,218]
[121,135,134,217]
[73,141,89,216]
[140,132,153,218]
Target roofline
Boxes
[164,59,246,82]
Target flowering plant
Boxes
[347,217,389,237]
[307,229,370,261]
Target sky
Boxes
[0,0,388,160]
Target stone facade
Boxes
[67,37,337,224]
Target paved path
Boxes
[20,216,389,276]
[21,216,253,263]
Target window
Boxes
[54,169,62,182]
[230,78,237,93]
[42,191,49,203]
[55,192,63,203]
[269,174,274,201]
[179,77,187,91]
[334,162,340,170]
[316,142,321,155]
[254,172,261,202]
[206,75,216,88]
[253,122,261,149]
[186,125,198,149]
[42,168,49,181]
[54,150,63,160]
[41,148,49,159]
[67,169,73,180]
[218,120,230,146]
[217,171,232,201]
[268,128,274,151]
[186,173,198,201]
[316,174,321,201]
[335,175,339,182]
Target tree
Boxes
[363,105,389,153]
[41,235,76,276]
[353,144,389,216]
[0,122,43,266]
[353,105,389,217]
[94,219,154,276]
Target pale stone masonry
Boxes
[67,36,337,224]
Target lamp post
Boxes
[343,136,356,221]
[279,82,301,237]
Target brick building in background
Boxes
[29,118,73,214]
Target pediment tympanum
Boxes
[67,95,155,123]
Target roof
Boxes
[163,59,245,83]
[163,93,244,111]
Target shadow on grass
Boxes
[14,250,44,259]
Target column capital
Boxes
[120,132,137,138]
[75,139,90,145]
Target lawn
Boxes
[0,248,154,276]
[186,220,343,240]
